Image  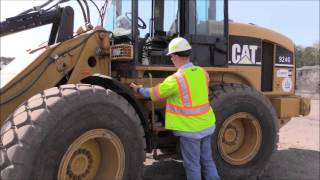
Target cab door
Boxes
[181,0,228,66]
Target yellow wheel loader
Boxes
[0,0,310,179]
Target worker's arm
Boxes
[138,88,150,97]
[148,75,178,101]
[130,75,178,100]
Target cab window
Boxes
[195,0,224,35]
[104,0,132,37]
[153,0,179,38]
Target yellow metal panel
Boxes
[0,29,111,124]
[229,22,294,52]
[270,96,301,119]
[68,30,111,84]
[300,97,311,116]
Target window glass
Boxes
[216,0,224,21]
[153,0,178,37]
[138,0,151,37]
[195,0,224,35]
[163,0,178,36]
[104,0,132,37]
[196,0,209,34]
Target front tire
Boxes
[1,84,145,180]
[210,84,279,180]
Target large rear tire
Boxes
[210,84,279,180]
[1,84,145,180]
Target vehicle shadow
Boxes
[143,157,185,180]
[143,148,320,180]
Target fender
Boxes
[81,74,152,152]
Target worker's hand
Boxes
[130,82,143,93]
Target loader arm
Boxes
[0,6,74,45]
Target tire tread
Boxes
[210,83,279,180]
[1,84,146,179]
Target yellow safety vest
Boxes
[148,65,216,132]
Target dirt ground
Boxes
[143,98,320,180]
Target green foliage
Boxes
[295,42,320,68]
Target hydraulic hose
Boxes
[18,0,54,15]
[76,0,88,24]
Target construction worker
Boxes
[130,37,220,180]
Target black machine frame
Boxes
[0,6,74,45]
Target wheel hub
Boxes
[58,129,125,180]
[67,149,93,178]
[223,125,239,145]
[218,112,262,165]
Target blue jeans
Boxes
[180,135,220,180]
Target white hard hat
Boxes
[167,37,192,55]
[116,15,131,29]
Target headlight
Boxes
[110,44,133,61]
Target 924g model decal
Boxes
[275,45,294,67]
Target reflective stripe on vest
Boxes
[166,103,211,116]
[175,72,192,107]
[151,85,164,100]
[203,69,209,95]
[166,71,210,116]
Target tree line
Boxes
[295,42,320,68]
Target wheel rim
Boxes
[58,129,125,180]
[218,112,262,165]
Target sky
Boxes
[229,0,319,47]
[0,0,319,58]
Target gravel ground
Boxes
[143,99,320,180]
